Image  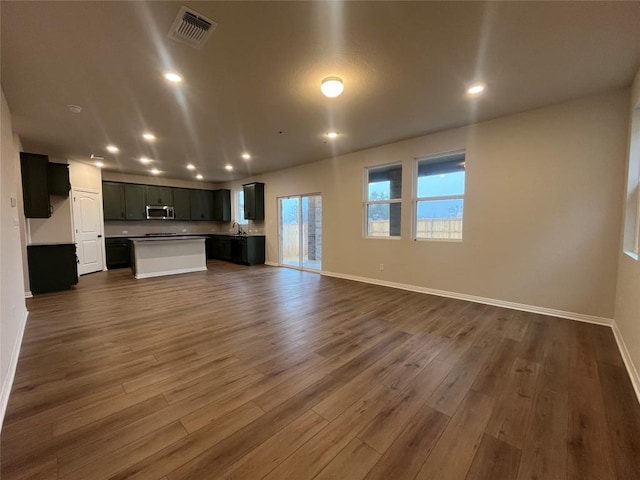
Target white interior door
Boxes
[72,188,104,275]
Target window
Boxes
[234,189,246,224]
[623,107,640,258]
[415,151,465,240]
[365,163,402,237]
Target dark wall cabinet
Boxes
[105,238,131,269]
[208,235,265,265]
[190,189,214,221]
[145,186,173,206]
[102,182,126,220]
[213,189,231,221]
[124,184,146,220]
[20,153,70,218]
[173,188,191,220]
[27,243,78,294]
[243,182,265,221]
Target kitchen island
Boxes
[131,236,207,279]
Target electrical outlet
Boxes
[181,228,187,233]
[379,263,384,271]
[122,230,128,234]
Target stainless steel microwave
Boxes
[146,205,174,220]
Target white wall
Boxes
[0,89,28,429]
[614,69,640,398]
[224,89,628,320]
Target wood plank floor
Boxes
[2,260,639,480]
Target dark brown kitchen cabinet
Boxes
[102,182,126,220]
[47,163,71,195]
[20,152,50,218]
[20,153,71,218]
[173,188,191,220]
[190,189,214,221]
[208,235,265,265]
[243,182,264,220]
[212,189,231,221]
[27,243,78,294]
[145,186,173,206]
[124,184,146,220]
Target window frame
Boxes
[413,149,466,242]
[363,162,403,239]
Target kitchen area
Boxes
[19,153,266,294]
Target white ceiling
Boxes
[2,1,639,182]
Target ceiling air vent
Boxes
[168,6,217,50]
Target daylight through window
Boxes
[365,164,402,237]
[415,152,465,240]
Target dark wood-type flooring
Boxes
[2,261,639,479]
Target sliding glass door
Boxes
[279,194,322,270]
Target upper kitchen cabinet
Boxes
[20,152,50,218]
[212,189,231,222]
[124,184,146,220]
[243,182,265,221]
[190,189,214,221]
[102,182,126,220]
[20,153,70,218]
[145,186,173,206]
[173,188,191,220]
[47,163,70,196]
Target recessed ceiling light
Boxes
[225,164,233,171]
[139,157,152,164]
[321,76,344,98]
[241,152,251,160]
[67,104,82,114]
[164,72,183,83]
[326,131,339,139]
[467,83,486,96]
[196,174,203,180]
[142,132,156,141]
[95,161,104,168]
[150,168,160,175]
[187,164,195,170]
[106,145,119,153]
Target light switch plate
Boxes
[10,197,17,207]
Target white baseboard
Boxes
[1,309,28,431]
[24,291,32,299]
[321,270,613,326]
[612,321,640,403]
[135,266,207,279]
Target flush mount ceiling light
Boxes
[106,145,119,153]
[164,71,183,83]
[186,164,195,170]
[67,104,82,114]
[196,174,203,180]
[321,76,344,98]
[225,164,233,171]
[467,83,486,96]
[326,131,339,139]
[150,168,160,175]
[139,157,152,164]
[241,152,251,160]
[142,132,156,141]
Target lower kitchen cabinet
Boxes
[105,238,132,269]
[208,235,265,265]
[27,243,78,294]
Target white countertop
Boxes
[131,236,207,243]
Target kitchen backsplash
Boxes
[104,220,265,237]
